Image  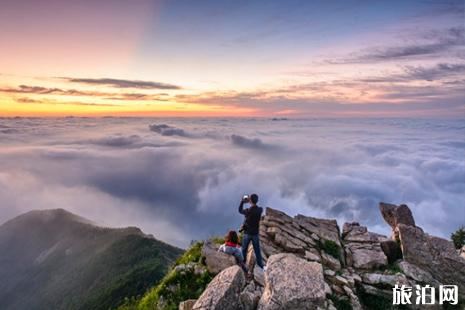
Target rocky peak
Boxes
[185,202,465,310]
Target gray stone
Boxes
[396,224,465,297]
[343,222,387,243]
[201,240,237,274]
[360,284,392,299]
[258,253,326,310]
[342,286,362,310]
[379,202,415,231]
[324,269,336,277]
[321,252,341,270]
[179,299,197,310]
[254,265,265,287]
[240,284,261,310]
[332,275,349,286]
[193,265,245,310]
[305,249,321,262]
[396,260,435,284]
[361,273,408,287]
[295,215,341,247]
[345,243,387,269]
[380,240,402,264]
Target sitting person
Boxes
[218,230,249,273]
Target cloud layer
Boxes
[62,77,182,90]
[0,117,463,247]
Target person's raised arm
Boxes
[239,200,246,215]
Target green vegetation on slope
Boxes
[77,234,182,310]
[317,239,341,260]
[451,226,465,249]
[0,209,183,310]
[120,240,223,310]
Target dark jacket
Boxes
[239,202,263,235]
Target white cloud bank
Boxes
[0,117,463,247]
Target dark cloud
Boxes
[1,85,169,101]
[0,85,90,96]
[331,27,465,63]
[149,124,192,137]
[77,134,183,149]
[15,97,42,104]
[62,77,182,90]
[404,63,465,81]
[229,134,276,151]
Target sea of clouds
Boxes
[0,117,464,247]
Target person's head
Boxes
[250,193,259,205]
[225,230,239,244]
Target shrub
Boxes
[175,241,203,265]
[319,239,341,260]
[451,226,465,250]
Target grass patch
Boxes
[210,236,225,245]
[318,239,341,260]
[175,241,203,265]
[136,267,213,310]
[119,241,214,310]
[327,294,352,310]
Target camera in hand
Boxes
[243,195,249,201]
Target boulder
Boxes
[361,272,408,287]
[343,286,363,310]
[342,222,388,270]
[294,214,341,247]
[397,223,465,298]
[179,299,197,310]
[258,253,325,310]
[201,240,236,274]
[343,222,388,243]
[380,240,402,264]
[396,260,435,284]
[345,243,387,269]
[192,265,245,310]
[360,284,392,299]
[305,249,321,262]
[240,282,261,310]
[254,265,265,287]
[379,202,415,231]
[321,252,341,271]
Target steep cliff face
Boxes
[185,203,465,310]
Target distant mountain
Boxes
[0,209,183,310]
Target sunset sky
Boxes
[1,0,464,117]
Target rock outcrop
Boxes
[396,223,465,298]
[182,202,464,310]
[379,202,415,230]
[201,240,237,274]
[342,222,388,269]
[379,202,465,299]
[258,253,325,310]
[192,265,245,310]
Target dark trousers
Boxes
[242,233,264,268]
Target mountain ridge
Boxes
[0,208,183,310]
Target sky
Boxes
[0,0,464,117]
[0,117,464,247]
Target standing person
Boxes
[239,193,264,269]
